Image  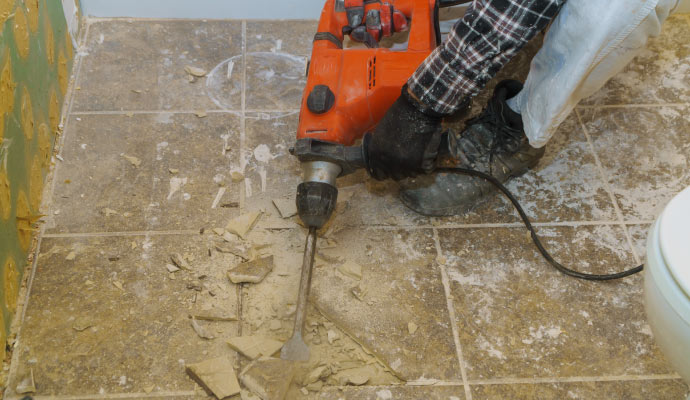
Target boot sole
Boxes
[400,158,542,217]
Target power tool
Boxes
[282,0,450,362]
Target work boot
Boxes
[400,80,545,217]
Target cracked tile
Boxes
[439,225,674,379]
[8,235,239,396]
[47,113,241,233]
[310,227,461,381]
[579,106,690,221]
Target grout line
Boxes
[575,109,642,265]
[4,21,93,395]
[576,103,688,109]
[7,374,681,400]
[43,229,201,238]
[239,20,247,212]
[70,109,299,115]
[237,19,248,360]
[38,219,659,239]
[467,374,682,385]
[343,220,631,230]
[432,228,472,400]
[6,390,198,400]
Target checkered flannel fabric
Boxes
[408,0,565,115]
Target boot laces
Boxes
[464,100,521,175]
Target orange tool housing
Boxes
[297,0,439,146]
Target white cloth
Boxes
[515,0,681,147]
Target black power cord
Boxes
[435,167,644,281]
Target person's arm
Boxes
[365,0,565,180]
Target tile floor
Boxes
[4,13,690,400]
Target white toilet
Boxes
[645,185,690,397]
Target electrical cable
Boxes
[435,167,644,281]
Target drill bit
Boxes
[281,226,318,361]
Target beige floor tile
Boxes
[582,15,690,105]
[471,379,689,400]
[246,20,318,57]
[242,112,302,215]
[438,225,673,379]
[244,52,307,111]
[310,226,461,381]
[74,20,243,111]
[313,385,467,399]
[8,235,240,396]
[579,106,690,221]
[47,113,242,233]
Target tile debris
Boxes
[272,198,297,219]
[191,317,215,340]
[186,356,240,399]
[240,357,295,400]
[120,153,141,168]
[337,260,363,280]
[15,368,35,394]
[184,65,207,77]
[227,256,274,284]
[226,336,284,360]
[225,212,261,239]
[170,253,192,270]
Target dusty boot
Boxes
[400,80,545,217]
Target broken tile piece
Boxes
[231,170,244,182]
[327,329,338,344]
[191,317,215,340]
[101,207,118,217]
[226,336,283,360]
[215,243,251,261]
[225,212,261,239]
[120,154,141,168]
[170,253,191,270]
[272,198,297,219]
[304,366,330,385]
[190,313,237,322]
[408,322,418,335]
[212,227,225,236]
[240,357,295,400]
[166,263,180,273]
[186,356,240,399]
[334,365,373,386]
[184,65,207,77]
[195,110,207,118]
[337,260,362,280]
[268,320,281,331]
[227,256,274,284]
[16,368,35,394]
[65,251,76,261]
[241,389,261,400]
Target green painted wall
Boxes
[0,0,74,360]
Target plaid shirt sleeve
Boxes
[408,0,566,115]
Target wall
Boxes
[0,0,73,360]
